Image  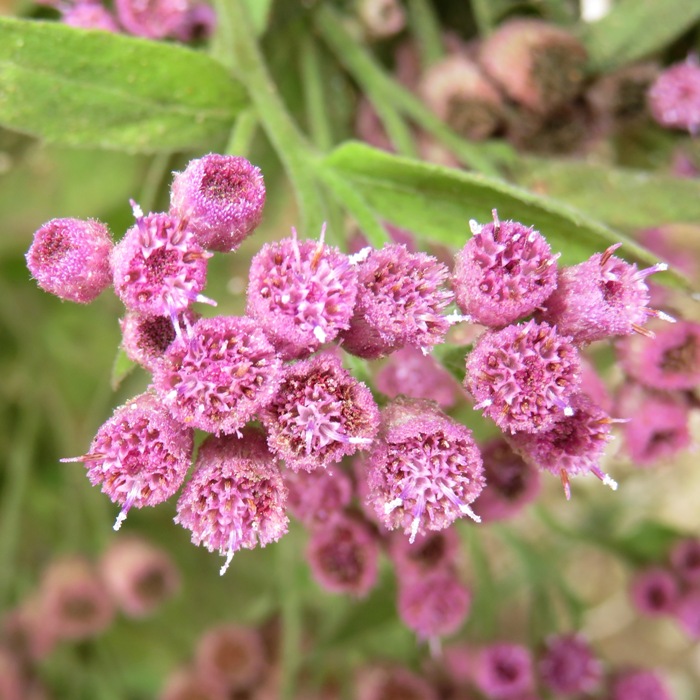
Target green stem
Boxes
[277,539,302,700]
[470,0,495,36]
[407,0,445,66]
[300,34,335,152]
[217,0,327,235]
[225,108,259,157]
[140,153,172,213]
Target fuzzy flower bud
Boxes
[366,398,484,543]
[26,217,112,303]
[285,467,353,526]
[356,665,439,700]
[670,538,700,585]
[479,19,587,115]
[473,643,535,699]
[153,316,282,436]
[61,0,120,31]
[341,244,453,359]
[247,228,358,360]
[453,211,558,327]
[630,567,680,617]
[62,391,194,530]
[539,634,602,695]
[387,527,460,578]
[648,56,700,134]
[114,0,190,39]
[262,352,379,472]
[418,55,503,141]
[111,208,214,327]
[174,429,288,575]
[170,154,265,252]
[99,536,180,618]
[508,393,617,499]
[610,669,673,700]
[465,320,581,434]
[306,512,380,597]
[537,244,671,345]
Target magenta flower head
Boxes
[397,569,471,641]
[153,316,282,436]
[538,633,602,695]
[194,624,266,693]
[674,589,700,639]
[114,0,190,39]
[306,512,379,597]
[375,347,461,408]
[246,228,358,360]
[174,428,288,575]
[465,320,581,434]
[630,567,680,617]
[508,393,617,499]
[610,669,673,700]
[388,526,460,578]
[62,391,194,530]
[473,643,534,699]
[341,244,453,359]
[120,309,199,373]
[262,352,379,472]
[39,555,115,642]
[26,217,112,303]
[61,0,120,31]
[285,466,353,526]
[472,438,541,522]
[111,205,214,328]
[648,56,700,133]
[356,665,439,700]
[618,319,700,391]
[453,211,558,328]
[537,244,672,345]
[365,397,484,543]
[170,153,265,252]
[616,383,691,466]
[174,2,216,42]
[99,536,180,618]
[670,537,700,585]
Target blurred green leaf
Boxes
[613,520,682,566]
[245,0,274,35]
[0,18,248,152]
[581,0,700,73]
[110,348,137,391]
[323,142,686,280]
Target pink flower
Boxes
[0,648,24,700]
[26,217,112,303]
[246,228,358,359]
[610,669,673,700]
[170,154,265,252]
[648,56,700,134]
[111,208,214,326]
[630,567,680,617]
[508,393,617,499]
[262,352,379,472]
[537,245,670,345]
[174,428,288,575]
[465,320,581,434]
[153,316,282,436]
[365,398,484,542]
[285,467,353,526]
[114,0,191,39]
[473,643,534,699]
[356,665,439,700]
[62,391,194,530]
[453,211,558,327]
[387,527,460,578]
[538,633,602,695]
[306,512,380,597]
[674,589,700,639]
[61,0,120,31]
[341,244,453,358]
[669,538,700,585]
[99,536,180,618]
[173,2,216,42]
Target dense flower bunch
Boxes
[27,152,680,654]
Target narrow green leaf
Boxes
[581,0,700,73]
[244,0,274,36]
[0,18,248,152]
[324,142,688,286]
[110,347,137,391]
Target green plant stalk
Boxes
[277,536,303,700]
[140,152,172,213]
[217,0,327,236]
[225,108,259,157]
[407,0,445,65]
[300,33,337,153]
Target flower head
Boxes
[170,154,265,252]
[675,590,700,639]
[306,512,379,597]
[366,398,484,543]
[247,228,358,359]
[285,466,353,526]
[111,207,214,327]
[174,2,216,42]
[114,0,191,39]
[62,391,194,530]
[341,244,453,358]
[356,665,439,700]
[61,0,120,31]
[648,56,700,133]
[465,320,581,434]
[262,352,379,472]
[670,538,700,585]
[174,428,288,575]
[26,217,112,303]
[387,527,460,578]
[537,245,671,345]
[611,669,673,700]
[99,536,180,618]
[473,643,534,699]
[538,634,602,695]
[453,211,558,327]
[153,316,282,435]
[630,567,680,617]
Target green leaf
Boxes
[244,0,274,35]
[0,18,248,152]
[613,520,683,566]
[110,347,137,391]
[581,0,700,73]
[324,142,688,285]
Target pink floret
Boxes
[538,633,602,695]
[115,0,191,39]
[670,538,700,585]
[629,567,680,617]
[648,57,700,134]
[62,0,120,31]
[611,669,674,700]
[473,643,534,699]
[285,466,353,526]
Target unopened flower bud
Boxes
[648,56,700,134]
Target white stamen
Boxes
[349,246,372,266]
[113,510,127,531]
[219,549,234,576]
[468,220,482,236]
[460,504,481,522]
[281,293,291,304]
[130,200,144,219]
[445,312,472,325]
[601,474,618,491]
[474,399,492,410]
[408,517,420,544]
[563,406,574,417]
[195,294,217,307]
[657,310,676,323]
[384,497,403,515]
[313,326,327,343]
